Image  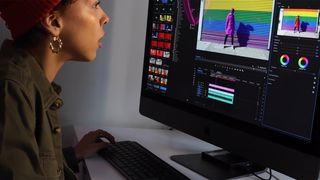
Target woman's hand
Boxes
[74,129,115,161]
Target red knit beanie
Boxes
[0,0,61,39]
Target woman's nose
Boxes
[101,11,110,26]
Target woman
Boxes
[294,15,300,33]
[0,0,115,179]
[224,8,235,49]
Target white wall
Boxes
[0,18,11,43]
[56,0,163,128]
[0,0,163,128]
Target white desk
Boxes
[74,126,293,180]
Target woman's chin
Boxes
[71,53,97,62]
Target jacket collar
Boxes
[0,39,62,110]
[26,50,62,109]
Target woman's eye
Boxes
[94,1,100,8]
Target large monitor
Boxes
[140,0,320,179]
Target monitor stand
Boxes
[171,149,266,180]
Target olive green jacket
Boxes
[0,40,77,180]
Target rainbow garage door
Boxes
[281,9,319,33]
[200,0,273,50]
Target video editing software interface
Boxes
[143,0,320,141]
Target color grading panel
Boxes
[263,0,320,140]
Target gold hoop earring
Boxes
[49,36,63,54]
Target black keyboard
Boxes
[98,141,190,180]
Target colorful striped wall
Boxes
[200,0,273,49]
[281,9,319,33]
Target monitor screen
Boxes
[140,0,320,178]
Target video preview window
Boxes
[277,8,320,39]
[196,0,274,61]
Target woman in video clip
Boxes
[224,8,235,49]
[294,15,300,33]
[0,0,115,179]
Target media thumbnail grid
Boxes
[147,1,175,93]
[147,57,169,91]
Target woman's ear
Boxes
[40,12,63,36]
